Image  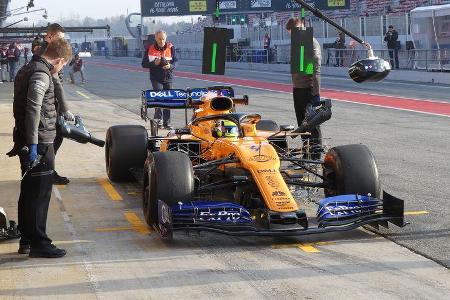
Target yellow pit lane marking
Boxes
[272,241,334,253]
[98,178,123,201]
[124,212,152,234]
[298,243,321,253]
[96,227,134,232]
[76,90,91,99]
[54,184,66,189]
[404,211,429,216]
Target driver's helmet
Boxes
[215,120,238,138]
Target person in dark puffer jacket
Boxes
[12,38,72,258]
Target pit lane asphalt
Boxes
[0,60,449,298]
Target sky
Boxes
[6,0,190,24]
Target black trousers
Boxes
[293,87,322,158]
[18,143,55,248]
[388,48,399,69]
[151,81,172,125]
[54,126,63,154]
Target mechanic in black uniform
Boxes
[33,23,73,184]
[142,29,178,130]
[286,18,322,158]
[12,38,72,258]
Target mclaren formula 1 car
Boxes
[105,86,405,240]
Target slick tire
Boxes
[256,119,279,132]
[323,144,381,198]
[105,125,148,182]
[143,151,194,226]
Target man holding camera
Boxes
[384,25,399,69]
[12,38,72,258]
[142,30,178,130]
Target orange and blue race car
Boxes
[104,86,405,240]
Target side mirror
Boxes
[280,125,295,132]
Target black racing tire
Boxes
[105,125,148,182]
[323,144,381,198]
[256,119,279,132]
[143,151,194,226]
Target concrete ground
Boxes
[0,60,449,299]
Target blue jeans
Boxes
[388,48,399,69]
[8,61,17,81]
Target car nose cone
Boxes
[348,58,391,83]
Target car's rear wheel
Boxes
[105,125,148,182]
[256,119,279,132]
[323,144,381,198]
[143,151,194,226]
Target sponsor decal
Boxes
[190,88,209,100]
[326,205,361,216]
[265,175,280,188]
[250,144,261,152]
[250,155,275,163]
[257,169,276,174]
[272,191,286,196]
[147,89,187,100]
[199,210,243,222]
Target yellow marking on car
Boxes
[76,90,91,99]
[98,178,123,201]
[124,212,152,234]
[404,211,429,216]
[95,227,134,232]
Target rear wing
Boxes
[140,86,247,121]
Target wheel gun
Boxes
[58,116,105,147]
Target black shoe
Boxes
[18,244,30,254]
[54,171,70,185]
[29,244,66,258]
[164,124,174,130]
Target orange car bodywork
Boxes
[159,93,299,213]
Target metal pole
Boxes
[293,0,364,44]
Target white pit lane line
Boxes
[53,186,101,297]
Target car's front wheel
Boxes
[323,144,381,198]
[143,151,194,226]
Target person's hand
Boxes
[63,111,75,121]
[154,58,161,66]
[28,144,38,163]
[311,95,321,107]
[162,64,171,70]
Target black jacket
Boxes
[31,41,69,114]
[13,57,56,145]
[384,30,399,49]
[141,43,178,83]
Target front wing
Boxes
[156,191,406,238]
